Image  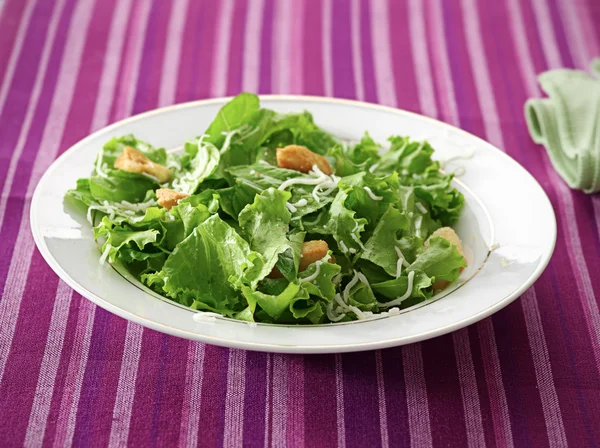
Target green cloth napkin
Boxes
[525,59,600,193]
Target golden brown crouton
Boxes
[114,146,172,183]
[424,227,466,291]
[276,145,333,175]
[156,188,189,210]
[269,240,335,278]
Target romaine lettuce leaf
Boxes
[143,214,265,314]
[409,236,466,282]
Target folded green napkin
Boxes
[525,59,600,193]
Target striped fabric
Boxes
[0,0,599,446]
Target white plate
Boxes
[31,96,556,353]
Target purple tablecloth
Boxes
[1,0,600,446]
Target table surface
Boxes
[1,0,600,446]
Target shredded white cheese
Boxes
[326,300,346,322]
[357,272,370,286]
[377,271,416,308]
[99,244,112,265]
[292,199,307,207]
[219,129,239,154]
[395,246,411,268]
[339,240,349,253]
[363,186,383,201]
[368,163,379,173]
[416,202,428,214]
[342,270,360,304]
[192,312,218,323]
[95,148,108,178]
[414,215,423,237]
[286,202,297,213]
[300,261,322,283]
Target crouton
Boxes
[269,240,335,278]
[114,146,172,183]
[424,227,466,291]
[156,188,189,210]
[276,145,333,175]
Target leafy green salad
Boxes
[66,93,467,324]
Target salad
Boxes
[66,93,467,324]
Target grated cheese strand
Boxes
[300,261,322,283]
[363,186,383,201]
[377,271,416,308]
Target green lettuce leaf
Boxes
[144,215,264,314]
[409,236,466,282]
[361,207,410,276]
[238,188,299,282]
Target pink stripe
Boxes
[0,0,67,231]
[477,320,514,447]
[52,301,96,448]
[0,0,36,116]
[211,0,235,98]
[515,0,600,378]
[272,0,292,94]
[286,356,305,447]
[322,0,333,97]
[375,351,390,448]
[335,354,346,448]
[556,0,591,69]
[369,0,397,107]
[521,289,568,447]
[90,0,133,131]
[223,350,247,447]
[0,0,95,385]
[457,1,518,445]
[503,3,569,444]
[350,0,364,101]
[263,354,272,448]
[111,0,152,120]
[23,282,73,447]
[421,3,487,442]
[242,0,265,93]
[407,0,436,117]
[575,0,600,58]
[425,0,459,123]
[158,0,189,107]
[107,323,144,447]
[402,344,433,448]
[530,0,562,69]
[459,0,503,148]
[178,342,205,447]
[270,354,288,447]
[290,0,305,94]
[452,330,486,448]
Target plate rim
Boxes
[30,94,557,353]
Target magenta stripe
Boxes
[0,0,28,89]
[258,0,274,94]
[422,335,469,447]
[197,345,229,447]
[226,0,248,95]
[342,351,382,447]
[0,251,59,444]
[301,0,324,95]
[126,330,164,446]
[380,348,410,447]
[303,356,338,447]
[286,355,305,447]
[330,0,354,99]
[358,0,377,102]
[242,352,269,447]
[131,0,172,114]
